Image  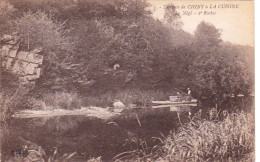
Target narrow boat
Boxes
[152,99,197,105]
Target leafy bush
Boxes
[160,110,254,161]
[0,0,15,35]
[15,11,74,55]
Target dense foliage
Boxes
[189,21,253,105]
[0,0,254,107]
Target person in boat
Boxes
[177,92,182,101]
[187,88,191,101]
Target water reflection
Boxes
[1,107,197,161]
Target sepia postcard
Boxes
[0,0,255,161]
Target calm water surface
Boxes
[1,107,197,161]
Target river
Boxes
[1,107,197,161]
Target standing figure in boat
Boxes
[187,88,191,101]
[177,92,182,102]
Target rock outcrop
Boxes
[113,100,125,109]
[0,34,43,86]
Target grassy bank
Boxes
[115,109,255,162]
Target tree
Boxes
[194,21,222,48]
[189,21,253,107]
[163,4,182,30]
